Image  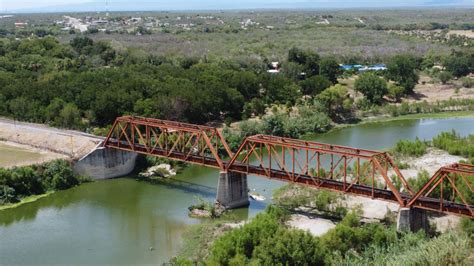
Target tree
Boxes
[319,57,340,84]
[45,98,66,125]
[315,84,353,122]
[300,75,331,96]
[288,47,308,65]
[242,98,266,118]
[387,84,405,102]
[281,61,304,81]
[386,54,419,94]
[59,103,82,129]
[70,36,93,53]
[354,72,388,104]
[287,47,320,76]
[262,74,300,104]
[227,71,259,99]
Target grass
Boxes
[0,142,47,168]
[0,191,54,211]
[333,231,473,266]
[174,220,233,263]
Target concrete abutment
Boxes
[397,207,429,233]
[73,147,137,179]
[216,171,250,209]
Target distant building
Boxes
[340,64,363,71]
[359,64,387,72]
[267,62,281,74]
[92,19,108,26]
[14,22,28,28]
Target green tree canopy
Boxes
[315,84,353,122]
[354,72,388,104]
[319,57,341,84]
[300,75,332,96]
[386,54,419,94]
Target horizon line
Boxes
[3,5,474,15]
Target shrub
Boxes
[393,138,428,157]
[333,231,470,266]
[460,77,473,88]
[459,218,474,236]
[0,159,82,204]
[437,71,453,84]
[432,130,474,158]
[42,160,79,190]
[387,84,405,102]
[0,185,18,204]
[208,206,287,264]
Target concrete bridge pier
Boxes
[216,171,250,209]
[73,147,137,179]
[397,207,429,233]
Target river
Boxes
[1,117,473,264]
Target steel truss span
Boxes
[103,116,473,217]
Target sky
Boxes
[0,0,473,12]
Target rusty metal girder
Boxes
[103,116,232,169]
[407,163,474,216]
[102,116,473,218]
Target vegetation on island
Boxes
[0,160,87,206]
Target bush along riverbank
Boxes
[0,159,89,210]
[170,205,473,265]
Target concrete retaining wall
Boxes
[73,147,137,179]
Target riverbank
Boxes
[334,110,474,131]
[0,192,54,211]
[0,160,87,211]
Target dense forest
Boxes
[0,35,472,135]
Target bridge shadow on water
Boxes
[145,178,217,198]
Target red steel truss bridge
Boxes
[103,116,474,217]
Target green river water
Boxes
[1,117,473,264]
